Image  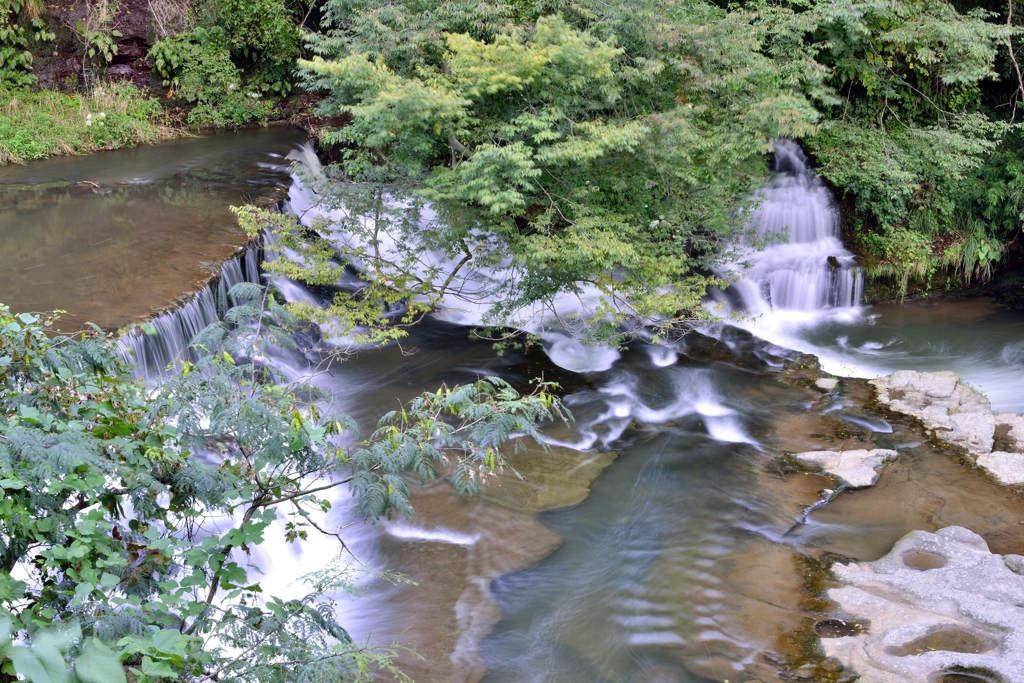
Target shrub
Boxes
[0,82,174,164]
[173,36,275,126]
[0,0,50,88]
[206,0,298,97]
[149,0,299,125]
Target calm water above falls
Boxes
[0,127,303,330]
[8,134,1024,682]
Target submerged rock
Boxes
[793,448,897,488]
[871,370,1024,485]
[821,526,1024,683]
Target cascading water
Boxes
[116,248,262,376]
[714,141,1024,412]
[282,144,623,373]
[58,130,1023,683]
[720,139,863,316]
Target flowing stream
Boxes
[5,129,1024,682]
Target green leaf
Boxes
[9,647,54,683]
[18,405,41,423]
[140,656,177,679]
[74,639,126,683]
[150,630,189,657]
[0,612,12,642]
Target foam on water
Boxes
[284,146,622,374]
[720,139,863,316]
[544,335,621,374]
[708,140,1024,412]
[117,250,263,376]
[103,134,1024,683]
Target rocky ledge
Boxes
[820,526,1024,683]
[793,448,898,488]
[871,370,1024,485]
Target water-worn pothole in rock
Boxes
[888,630,996,657]
[814,619,866,638]
[904,550,948,570]
[930,672,1001,683]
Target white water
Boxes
[283,147,623,374]
[716,139,862,316]
[104,132,1024,682]
[715,140,1024,412]
[116,250,263,375]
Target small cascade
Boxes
[117,248,263,376]
[283,144,619,373]
[216,258,245,316]
[723,139,863,316]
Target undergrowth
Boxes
[0,81,179,165]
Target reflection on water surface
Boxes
[0,127,304,329]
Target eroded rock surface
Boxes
[793,448,897,487]
[871,370,1024,485]
[821,526,1024,683]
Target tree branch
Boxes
[1007,0,1024,123]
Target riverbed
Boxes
[4,128,1024,682]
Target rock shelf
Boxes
[793,448,898,488]
[871,370,1024,485]
[821,526,1024,683]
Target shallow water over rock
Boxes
[0,127,303,330]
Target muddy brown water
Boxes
[0,127,304,330]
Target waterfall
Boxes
[282,145,620,372]
[723,139,863,316]
[117,248,263,376]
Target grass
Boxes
[0,81,181,165]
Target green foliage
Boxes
[800,0,1021,289]
[0,292,567,681]
[150,31,202,89]
[0,83,173,165]
[351,375,570,518]
[75,19,121,64]
[203,0,298,97]
[71,0,123,81]
[293,0,823,342]
[149,0,299,127]
[164,29,275,127]
[0,0,43,87]
[808,115,1003,233]
[943,220,1006,283]
[0,614,127,683]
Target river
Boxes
[3,129,1024,682]
[0,126,304,330]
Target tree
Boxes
[284,0,823,344]
[802,0,1013,293]
[0,291,567,681]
